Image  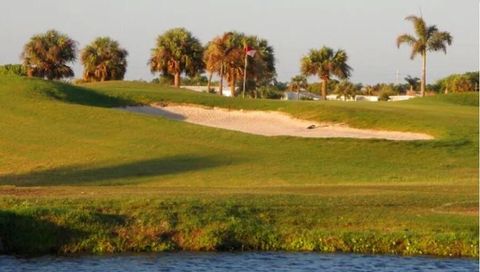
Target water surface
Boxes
[1,252,477,272]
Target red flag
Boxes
[244,45,256,57]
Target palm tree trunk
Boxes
[321,78,328,100]
[230,76,236,97]
[229,71,236,97]
[219,64,224,96]
[207,71,212,92]
[421,51,427,97]
[174,72,181,88]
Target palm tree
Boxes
[289,75,308,100]
[242,35,276,96]
[300,46,352,100]
[404,75,420,93]
[204,32,276,97]
[148,28,204,88]
[365,85,383,96]
[204,32,235,95]
[397,15,452,97]
[223,32,246,97]
[80,37,128,82]
[21,30,77,80]
[334,81,359,101]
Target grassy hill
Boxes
[0,75,477,256]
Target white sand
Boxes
[119,104,433,141]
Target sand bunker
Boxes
[120,104,433,141]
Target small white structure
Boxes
[181,85,208,93]
[182,85,417,102]
[354,95,416,102]
[181,85,233,97]
[219,88,233,97]
[326,94,358,101]
[282,91,322,101]
[355,95,379,102]
[389,95,416,101]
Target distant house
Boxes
[282,91,417,102]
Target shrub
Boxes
[256,86,283,99]
[334,81,359,100]
[0,64,27,76]
[437,72,479,93]
[378,84,396,101]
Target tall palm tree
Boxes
[21,30,77,80]
[81,37,128,82]
[289,75,308,100]
[397,15,452,97]
[149,28,204,88]
[300,46,352,100]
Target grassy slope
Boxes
[0,76,477,256]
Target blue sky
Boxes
[1,0,478,84]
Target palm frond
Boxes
[427,31,453,53]
[405,15,426,40]
[396,34,417,48]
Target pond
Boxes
[0,252,477,272]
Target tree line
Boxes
[9,15,468,99]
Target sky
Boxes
[1,0,478,84]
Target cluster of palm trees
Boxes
[289,15,452,99]
[20,14,452,99]
[147,29,275,97]
[21,30,129,82]
[202,31,275,97]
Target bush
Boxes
[300,96,314,101]
[437,72,479,93]
[182,75,208,86]
[151,75,174,85]
[256,86,283,99]
[378,84,396,101]
[306,80,339,95]
[0,64,26,76]
[334,81,359,100]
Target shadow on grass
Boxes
[120,105,187,121]
[0,210,130,255]
[0,155,228,186]
[0,210,85,255]
[31,79,135,107]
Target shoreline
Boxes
[4,250,479,260]
[1,193,477,258]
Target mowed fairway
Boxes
[0,75,478,256]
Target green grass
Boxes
[0,75,477,256]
